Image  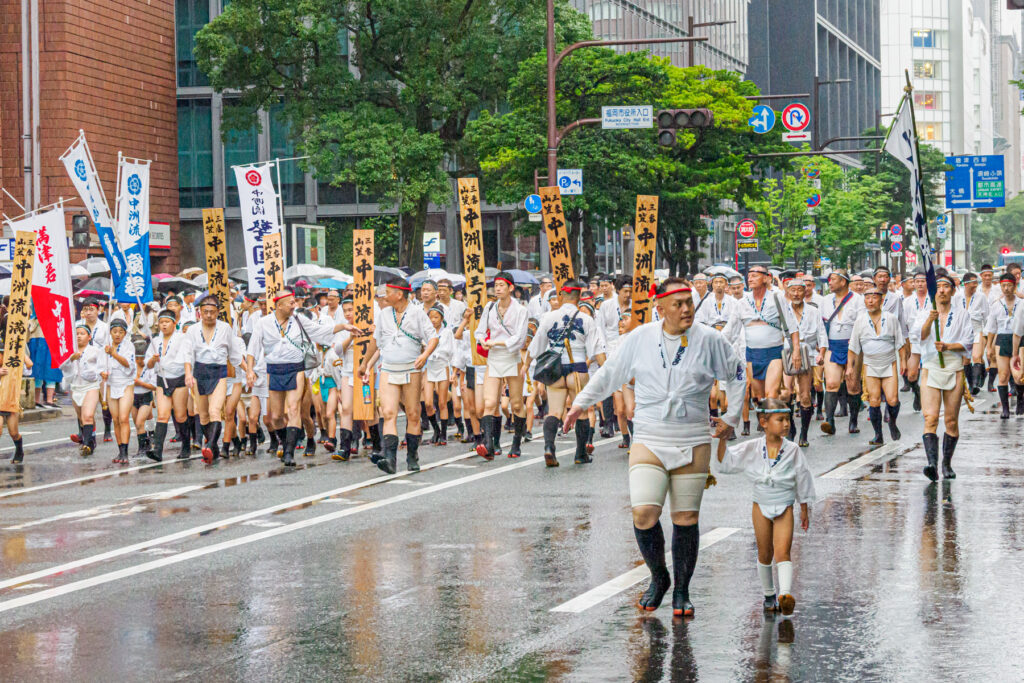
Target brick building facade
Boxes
[0,0,180,271]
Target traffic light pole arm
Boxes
[554,37,708,71]
[556,118,602,146]
[745,149,882,160]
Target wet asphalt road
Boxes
[0,393,1021,681]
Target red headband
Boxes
[495,276,514,287]
[561,286,581,293]
[386,283,412,291]
[655,287,692,299]
[273,292,294,303]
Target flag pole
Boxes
[903,69,943,367]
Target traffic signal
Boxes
[1001,246,1011,255]
[656,109,714,146]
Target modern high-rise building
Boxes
[747,0,882,162]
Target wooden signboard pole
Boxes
[538,187,575,292]
[201,208,233,324]
[351,230,376,421]
[0,232,36,413]
[630,195,659,329]
[457,178,488,366]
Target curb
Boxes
[19,407,66,423]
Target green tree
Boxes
[195,0,592,267]
[861,126,948,227]
[970,193,1024,266]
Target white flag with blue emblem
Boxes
[115,156,153,303]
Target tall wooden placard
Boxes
[262,233,284,310]
[0,232,36,413]
[351,230,376,420]
[457,178,487,365]
[539,186,575,291]
[201,208,233,324]
[630,195,658,329]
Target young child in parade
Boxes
[717,397,815,616]
[64,324,104,457]
[132,339,157,460]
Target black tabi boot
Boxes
[113,443,129,465]
[847,394,862,434]
[378,434,399,474]
[542,416,560,467]
[886,402,902,441]
[942,433,958,479]
[837,384,849,418]
[963,363,974,395]
[798,406,813,447]
[334,428,352,461]
[821,391,838,435]
[102,407,113,442]
[634,523,671,611]
[492,420,503,456]
[814,389,824,420]
[369,424,382,462]
[266,428,279,456]
[453,416,465,439]
[192,415,203,451]
[406,433,421,472]
[868,406,884,446]
[922,432,939,482]
[911,380,922,412]
[177,421,191,459]
[1015,383,1024,415]
[742,420,750,436]
[437,418,448,445]
[200,422,215,463]
[509,415,526,458]
[476,416,495,460]
[901,375,911,392]
[209,421,223,461]
[81,424,96,455]
[446,400,456,431]
[247,431,258,456]
[988,367,998,392]
[428,414,441,444]
[600,396,616,437]
[279,427,299,467]
[574,419,592,464]
[787,400,796,441]
[672,523,700,618]
[136,433,149,459]
[11,437,24,464]
[305,435,317,455]
[150,422,167,462]
[998,385,1010,419]
[256,426,265,444]
[971,362,985,395]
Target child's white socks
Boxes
[777,560,793,595]
[757,562,775,596]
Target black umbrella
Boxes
[373,265,406,285]
[228,267,249,284]
[156,277,195,294]
[78,276,113,293]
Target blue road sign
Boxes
[748,105,776,134]
[891,241,902,253]
[525,194,542,213]
[936,222,948,240]
[945,155,1005,209]
[891,224,903,237]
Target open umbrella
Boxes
[228,267,249,283]
[0,263,11,279]
[76,257,112,275]
[78,276,113,293]
[178,267,204,279]
[373,265,406,285]
[69,263,90,279]
[409,268,452,282]
[156,277,194,294]
[319,277,350,290]
[484,267,499,278]
[285,264,323,280]
[318,267,350,280]
[73,289,108,301]
[287,275,322,287]
[152,272,173,281]
[192,272,209,288]
[503,269,539,285]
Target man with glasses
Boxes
[528,277,554,319]
[732,265,800,404]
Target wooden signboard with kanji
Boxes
[539,186,575,292]
[457,178,487,365]
[351,230,376,421]
[630,195,658,329]
[263,232,284,311]
[0,232,35,413]
[201,208,232,324]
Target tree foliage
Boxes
[195,0,591,267]
[970,193,1024,266]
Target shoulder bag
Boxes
[533,309,581,386]
[775,293,810,376]
[293,315,321,372]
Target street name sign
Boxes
[601,105,653,129]
[945,155,1005,209]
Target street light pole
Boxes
[812,76,851,150]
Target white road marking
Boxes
[3,485,206,530]
[0,439,615,614]
[0,438,575,592]
[550,528,740,614]
[0,455,204,500]
[819,442,917,479]
[11,583,48,591]
[241,520,284,528]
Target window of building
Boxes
[176,0,210,87]
[917,122,942,142]
[914,92,939,110]
[270,105,306,206]
[222,104,259,208]
[178,99,214,208]
[914,60,939,79]
[912,29,934,48]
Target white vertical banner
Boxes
[7,206,75,367]
[233,163,281,292]
[115,157,153,302]
[59,133,127,286]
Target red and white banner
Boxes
[15,206,74,367]
[233,163,281,292]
